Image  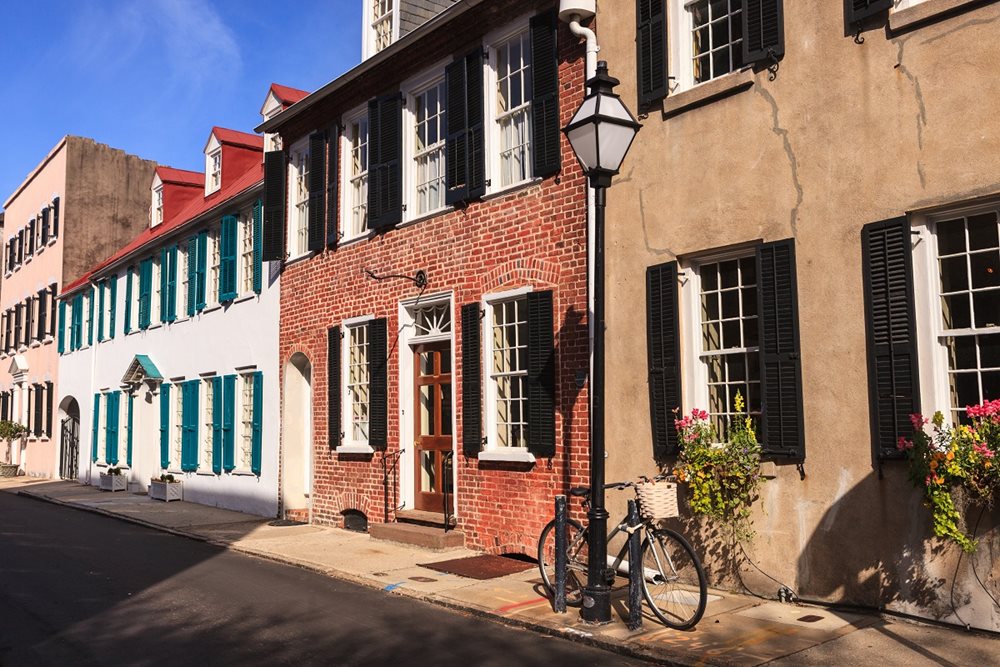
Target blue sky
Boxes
[1,0,361,209]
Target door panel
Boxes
[413,342,454,512]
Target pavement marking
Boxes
[384,582,406,591]
[497,597,549,613]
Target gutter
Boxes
[256,0,485,134]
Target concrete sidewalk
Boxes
[4,477,997,666]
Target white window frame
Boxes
[99,392,109,464]
[912,201,1000,424]
[172,384,184,471]
[339,314,375,454]
[341,106,370,243]
[209,226,221,305]
[667,0,747,94]
[179,245,189,317]
[679,246,762,437]
[480,286,535,463]
[402,65,448,221]
[236,372,255,472]
[151,254,161,324]
[363,0,399,59]
[239,207,254,295]
[82,291,92,348]
[153,185,164,226]
[203,378,215,471]
[485,19,534,194]
[287,137,310,259]
[207,148,222,195]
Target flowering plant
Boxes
[898,399,1000,553]
[673,393,764,542]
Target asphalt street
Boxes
[0,492,644,666]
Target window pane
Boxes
[702,264,718,291]
[973,290,1000,328]
[939,256,968,292]
[950,372,980,410]
[719,260,738,289]
[946,335,978,370]
[703,322,721,351]
[937,218,966,255]
[969,251,1000,289]
[721,290,740,319]
[968,212,999,251]
[739,257,756,286]
[980,333,1000,369]
[743,317,759,348]
[983,371,1000,401]
[441,383,452,435]
[727,354,747,381]
[941,293,971,329]
[722,320,741,348]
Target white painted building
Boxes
[56,126,282,517]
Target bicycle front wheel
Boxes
[537,518,588,607]
[641,528,707,629]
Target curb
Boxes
[17,489,683,666]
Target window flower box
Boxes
[149,477,182,502]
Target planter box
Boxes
[149,480,183,502]
[99,473,127,492]
[0,463,19,477]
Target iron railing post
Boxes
[554,494,568,613]
[626,499,643,631]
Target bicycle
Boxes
[537,475,708,630]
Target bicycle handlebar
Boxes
[571,473,672,498]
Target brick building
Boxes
[258,0,591,553]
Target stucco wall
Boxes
[598,1,1000,629]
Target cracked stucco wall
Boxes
[597,1,1000,630]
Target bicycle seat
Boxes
[569,486,590,497]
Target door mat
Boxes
[419,554,536,580]
[268,519,307,527]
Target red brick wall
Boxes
[279,21,591,554]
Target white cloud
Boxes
[150,0,242,93]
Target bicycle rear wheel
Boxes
[641,527,707,629]
[537,518,587,607]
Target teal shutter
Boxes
[196,231,208,311]
[166,246,177,322]
[160,247,169,323]
[87,287,95,345]
[91,393,100,462]
[251,371,263,476]
[223,374,236,472]
[187,237,198,316]
[159,384,171,469]
[71,294,83,350]
[57,300,66,353]
[138,258,153,329]
[124,268,133,334]
[252,200,263,294]
[97,282,105,342]
[220,215,238,302]
[109,275,117,339]
[211,376,223,474]
[106,391,120,465]
[126,393,134,466]
[181,380,199,471]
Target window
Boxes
[694,256,760,436]
[83,291,92,347]
[239,373,254,470]
[208,149,221,193]
[371,0,394,54]
[493,30,533,188]
[209,227,221,304]
[151,255,162,324]
[487,297,528,448]
[412,80,447,216]
[179,244,189,316]
[345,322,371,445]
[345,113,369,239]
[173,386,184,469]
[203,379,214,469]
[933,212,1000,423]
[289,140,310,257]
[688,0,743,85]
[153,186,164,226]
[240,208,254,295]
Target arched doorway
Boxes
[282,353,313,519]
[58,396,81,480]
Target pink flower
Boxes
[693,409,709,421]
[897,436,913,452]
[674,417,692,431]
[909,413,928,430]
[973,443,994,459]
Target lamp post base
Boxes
[580,586,613,624]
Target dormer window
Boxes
[153,186,164,226]
[373,0,394,52]
[207,149,222,194]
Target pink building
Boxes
[0,137,155,477]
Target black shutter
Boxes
[637,0,669,107]
[33,384,43,437]
[51,197,59,238]
[465,50,486,200]
[328,326,342,449]
[17,229,23,264]
[461,303,482,457]
[647,261,682,458]
[24,298,33,344]
[845,0,892,30]
[14,304,21,349]
[40,207,50,245]
[307,132,326,252]
[36,290,47,341]
[0,312,6,353]
[326,125,340,249]
[742,0,785,66]
[27,219,35,256]
[1,391,7,421]
[862,218,920,461]
[756,239,804,459]
[530,10,561,179]
[45,381,54,437]
[368,318,388,449]
[445,50,485,205]
[526,290,556,458]
[26,386,32,434]
[49,284,58,337]
[262,150,286,262]
[367,93,403,232]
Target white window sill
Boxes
[203,304,222,314]
[230,469,258,477]
[483,177,543,202]
[338,233,371,250]
[29,341,40,348]
[399,206,451,230]
[43,335,54,344]
[285,251,316,268]
[234,294,256,305]
[478,448,536,464]
[196,471,216,476]
[338,443,375,455]
[890,0,986,32]
[662,69,755,119]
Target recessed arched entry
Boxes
[58,396,81,481]
[282,353,313,519]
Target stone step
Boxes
[369,521,465,551]
[395,509,457,528]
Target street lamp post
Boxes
[564,61,640,624]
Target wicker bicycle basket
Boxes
[635,479,679,520]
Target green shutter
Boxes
[57,300,66,353]
[106,392,120,465]
[166,246,177,322]
[196,231,208,311]
[186,237,198,316]
[223,374,236,472]
[72,294,83,350]
[91,393,100,463]
[87,287,95,345]
[126,393,134,467]
[97,282,105,342]
[159,384,171,469]
[251,372,263,475]
[212,376,223,474]
[220,215,238,302]
[181,380,199,472]
[109,275,117,339]
[124,268,133,334]
[138,258,153,329]
[160,247,169,323]
[252,200,263,294]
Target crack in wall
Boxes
[893,35,928,189]
[753,84,803,237]
[638,187,674,258]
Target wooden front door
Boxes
[413,342,454,513]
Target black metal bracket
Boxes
[796,462,806,481]
[766,49,780,81]
[364,268,428,289]
[854,29,865,45]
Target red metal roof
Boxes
[61,160,263,297]
[212,126,264,150]
[156,166,204,186]
[270,83,309,106]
